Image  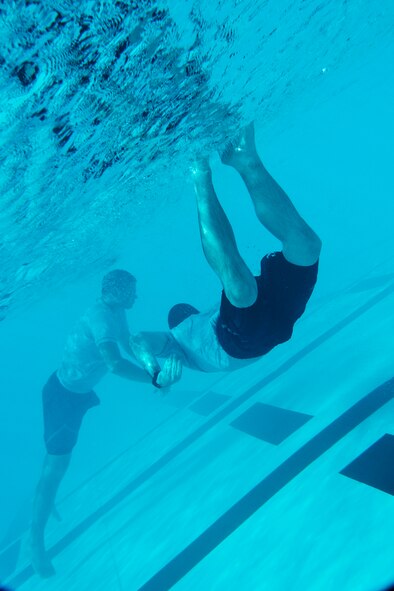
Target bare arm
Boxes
[129,331,184,387]
[98,341,153,383]
[99,337,182,388]
[128,331,172,374]
[130,331,174,355]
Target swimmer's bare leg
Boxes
[30,453,71,577]
[192,161,257,307]
[221,123,321,266]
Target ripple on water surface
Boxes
[0,0,392,317]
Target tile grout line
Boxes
[139,378,394,590]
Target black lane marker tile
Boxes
[139,377,394,591]
[7,283,394,589]
[340,434,394,495]
[231,402,312,444]
[189,392,231,416]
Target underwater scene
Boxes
[0,1,393,590]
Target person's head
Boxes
[101,269,137,309]
[167,303,199,329]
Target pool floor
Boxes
[4,259,394,591]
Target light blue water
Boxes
[1,1,394,590]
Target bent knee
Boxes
[224,280,258,308]
[303,231,322,260]
[283,229,322,267]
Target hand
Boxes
[156,355,182,388]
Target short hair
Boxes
[102,269,136,298]
[168,303,199,329]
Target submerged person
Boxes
[30,270,181,577]
[130,123,321,376]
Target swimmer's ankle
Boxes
[220,122,259,169]
[30,535,56,578]
[190,158,211,179]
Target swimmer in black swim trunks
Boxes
[130,123,322,374]
[30,270,181,578]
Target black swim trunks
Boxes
[216,251,319,359]
[42,372,100,455]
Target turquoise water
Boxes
[1,1,394,589]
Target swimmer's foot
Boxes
[220,122,259,169]
[30,534,56,578]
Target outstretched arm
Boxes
[98,341,154,383]
[99,336,182,388]
[128,331,176,374]
[129,332,183,388]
